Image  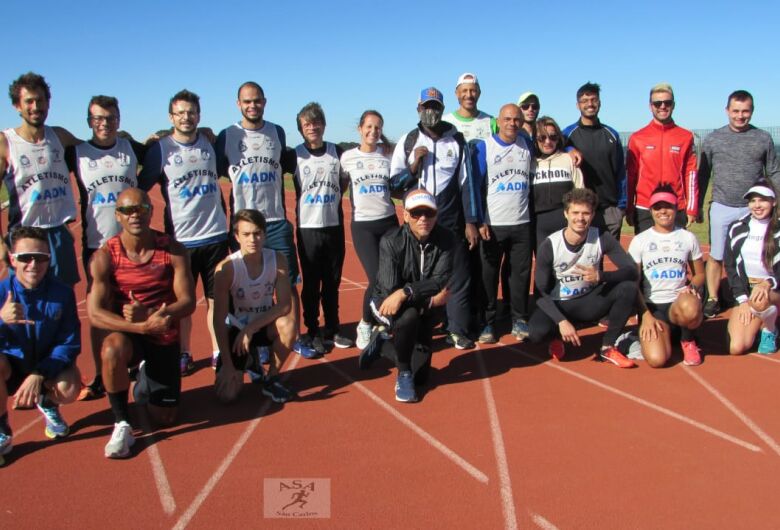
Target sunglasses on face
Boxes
[520,103,540,111]
[537,134,559,143]
[115,204,151,216]
[408,208,437,219]
[12,252,51,263]
[651,100,674,109]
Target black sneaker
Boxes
[359,329,386,370]
[332,333,354,349]
[446,333,475,350]
[261,376,294,403]
[703,298,720,319]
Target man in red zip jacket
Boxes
[626,83,698,234]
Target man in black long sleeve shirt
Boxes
[359,190,454,402]
[529,188,638,368]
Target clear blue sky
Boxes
[3,0,779,144]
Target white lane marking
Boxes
[501,342,762,453]
[476,350,517,530]
[749,353,780,364]
[683,366,780,457]
[172,354,301,529]
[320,358,489,483]
[531,513,560,530]
[340,276,368,289]
[13,416,41,437]
[139,413,176,515]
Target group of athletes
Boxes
[0,70,778,463]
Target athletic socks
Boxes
[107,390,131,423]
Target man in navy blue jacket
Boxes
[0,226,81,464]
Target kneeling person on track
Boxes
[88,188,196,459]
[0,226,81,465]
[628,184,705,367]
[212,209,296,404]
[360,190,453,403]
[529,188,639,367]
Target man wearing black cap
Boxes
[390,87,480,350]
[359,189,454,403]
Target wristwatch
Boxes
[402,284,414,300]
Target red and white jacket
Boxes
[626,120,698,217]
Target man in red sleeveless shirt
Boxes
[88,188,195,458]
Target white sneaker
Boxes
[355,321,373,350]
[104,421,135,459]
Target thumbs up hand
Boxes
[123,290,150,323]
[143,303,172,335]
[1,290,34,325]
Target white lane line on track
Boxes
[172,354,301,529]
[683,366,780,457]
[13,416,42,437]
[531,513,560,529]
[340,276,368,289]
[319,357,489,484]
[749,353,780,364]
[139,414,176,515]
[476,350,518,530]
[500,342,763,453]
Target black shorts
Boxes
[645,302,673,326]
[187,240,229,299]
[129,335,181,408]
[3,354,72,396]
[216,325,272,373]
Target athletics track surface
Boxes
[2,183,779,529]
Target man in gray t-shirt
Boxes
[698,90,780,317]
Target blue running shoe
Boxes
[180,351,194,376]
[293,336,320,359]
[262,376,295,403]
[758,329,778,354]
[478,325,497,344]
[258,345,270,365]
[359,328,386,370]
[37,402,69,439]
[512,320,530,342]
[0,431,11,466]
[394,370,417,403]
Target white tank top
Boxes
[294,143,342,228]
[74,138,138,249]
[3,126,77,228]
[483,135,532,226]
[222,123,286,222]
[548,227,603,300]
[444,111,493,141]
[229,248,277,327]
[340,147,395,222]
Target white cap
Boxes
[404,189,438,211]
[456,72,479,87]
[517,91,538,104]
[743,183,776,199]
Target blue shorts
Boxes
[264,220,299,285]
[709,202,749,261]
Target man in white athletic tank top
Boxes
[0,72,82,285]
[443,73,495,142]
[212,209,296,404]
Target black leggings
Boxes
[351,215,398,322]
[296,226,345,335]
[529,281,636,347]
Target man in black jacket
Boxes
[359,190,454,403]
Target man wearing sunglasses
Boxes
[0,226,82,464]
[0,72,82,287]
[88,188,196,458]
[563,82,627,240]
[360,190,454,402]
[517,92,541,141]
[626,83,698,234]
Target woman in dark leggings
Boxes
[340,110,399,349]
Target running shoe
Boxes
[78,377,105,401]
[355,321,373,350]
[332,333,354,349]
[394,370,418,403]
[681,340,703,366]
[548,338,565,361]
[293,336,320,359]
[262,376,294,403]
[258,345,271,364]
[757,329,778,355]
[104,420,135,459]
[446,332,475,350]
[703,298,720,319]
[180,351,194,376]
[511,320,530,341]
[599,346,637,368]
[478,325,497,344]
[0,431,12,457]
[37,402,70,439]
[247,347,266,383]
[359,328,386,370]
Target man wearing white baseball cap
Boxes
[443,72,495,142]
[359,189,455,403]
